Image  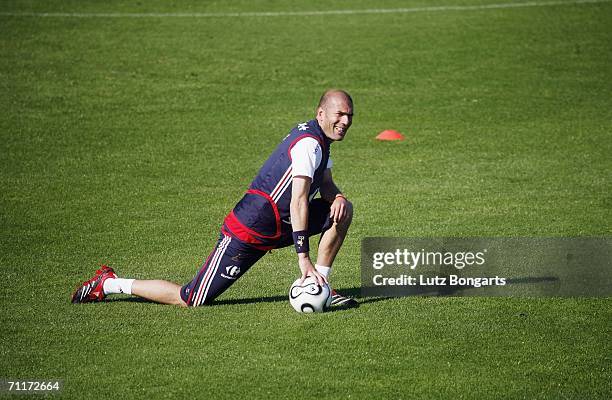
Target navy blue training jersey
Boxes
[222,119,332,249]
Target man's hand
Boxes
[298,254,327,286]
[330,195,349,224]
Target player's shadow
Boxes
[213,286,390,308]
[104,276,558,307]
[214,275,559,305]
[105,286,392,309]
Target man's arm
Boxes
[291,176,326,285]
[320,168,350,224]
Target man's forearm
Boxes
[290,195,311,257]
[320,182,342,203]
[290,176,313,258]
[290,195,309,231]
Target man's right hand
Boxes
[298,254,327,286]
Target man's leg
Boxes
[131,280,186,306]
[180,234,266,306]
[71,265,188,306]
[71,234,264,307]
[316,200,353,268]
[298,199,357,308]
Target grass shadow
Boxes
[104,286,394,309]
[103,276,559,307]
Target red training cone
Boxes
[376,130,405,141]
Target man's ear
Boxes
[316,107,324,119]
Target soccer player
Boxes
[72,89,358,308]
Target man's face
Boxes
[317,97,354,141]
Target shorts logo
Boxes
[221,265,241,280]
[231,253,245,262]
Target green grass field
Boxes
[1,0,611,398]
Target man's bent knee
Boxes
[341,200,354,227]
[346,200,354,218]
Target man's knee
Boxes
[346,200,354,218]
[339,200,354,228]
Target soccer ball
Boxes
[289,276,332,313]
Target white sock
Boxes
[315,265,331,279]
[103,278,135,295]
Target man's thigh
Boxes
[181,234,266,306]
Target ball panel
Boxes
[301,304,315,313]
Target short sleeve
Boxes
[290,137,322,179]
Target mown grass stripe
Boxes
[0,0,609,19]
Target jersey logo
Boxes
[298,123,308,131]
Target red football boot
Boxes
[71,265,117,304]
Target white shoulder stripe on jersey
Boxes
[272,175,293,204]
[270,166,292,200]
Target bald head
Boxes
[316,89,354,141]
[317,89,353,110]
